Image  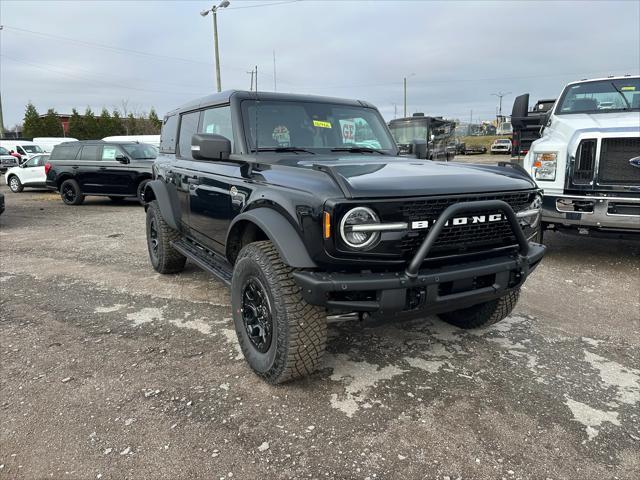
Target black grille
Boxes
[396,191,532,258]
[598,137,640,185]
[573,139,597,184]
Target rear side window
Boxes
[178,111,200,159]
[160,115,179,154]
[79,145,99,161]
[50,144,81,160]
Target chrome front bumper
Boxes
[542,193,640,232]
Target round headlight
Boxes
[339,207,380,249]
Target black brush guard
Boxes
[293,200,545,314]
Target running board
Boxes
[171,239,233,286]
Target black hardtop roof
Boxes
[165,90,378,118]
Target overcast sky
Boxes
[1,0,638,128]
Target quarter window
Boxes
[178,111,200,159]
[50,145,80,160]
[201,106,234,150]
[160,114,179,154]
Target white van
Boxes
[102,135,160,149]
[32,137,79,153]
[0,140,46,161]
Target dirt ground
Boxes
[1,182,638,480]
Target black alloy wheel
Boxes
[241,277,273,353]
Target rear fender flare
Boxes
[227,208,317,269]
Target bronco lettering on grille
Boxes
[411,213,504,230]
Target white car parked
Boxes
[4,154,50,193]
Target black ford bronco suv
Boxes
[144,91,546,384]
[45,140,157,205]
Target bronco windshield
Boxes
[556,78,640,114]
[241,100,396,154]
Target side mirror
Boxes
[191,133,231,161]
[511,94,530,128]
[411,139,428,159]
[115,154,129,164]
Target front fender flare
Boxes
[227,208,317,269]
[143,180,180,230]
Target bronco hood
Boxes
[294,156,536,198]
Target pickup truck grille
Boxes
[396,191,532,258]
[1,157,18,167]
[598,137,640,185]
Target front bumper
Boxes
[294,243,545,314]
[295,199,546,315]
[542,193,640,233]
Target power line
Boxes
[1,54,207,97]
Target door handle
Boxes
[99,167,107,170]
[72,166,79,169]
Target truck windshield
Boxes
[241,100,396,154]
[388,123,428,145]
[556,78,640,114]
[21,145,44,153]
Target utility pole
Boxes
[0,26,4,139]
[273,50,277,92]
[403,77,407,118]
[491,91,511,117]
[200,1,230,92]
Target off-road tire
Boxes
[8,175,23,193]
[439,288,520,329]
[60,179,85,205]
[231,241,327,384]
[137,179,151,206]
[109,196,125,203]
[146,200,186,274]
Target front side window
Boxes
[178,111,200,159]
[241,100,395,153]
[102,146,119,161]
[201,106,234,150]
[24,157,39,168]
[556,78,640,114]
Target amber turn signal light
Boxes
[323,211,331,239]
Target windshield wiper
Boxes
[610,82,631,109]
[330,147,387,155]
[254,147,316,154]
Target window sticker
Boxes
[272,125,290,146]
[339,119,356,143]
[620,86,636,91]
[103,147,117,160]
[312,120,332,129]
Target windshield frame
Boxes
[555,78,640,115]
[240,99,398,156]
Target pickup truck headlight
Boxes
[532,152,557,181]
[339,207,381,249]
[517,193,542,231]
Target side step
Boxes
[171,239,233,286]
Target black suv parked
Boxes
[144,91,546,384]
[45,140,157,205]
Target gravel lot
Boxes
[1,179,639,480]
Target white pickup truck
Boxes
[521,75,640,237]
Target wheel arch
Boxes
[226,208,317,269]
[142,180,180,230]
